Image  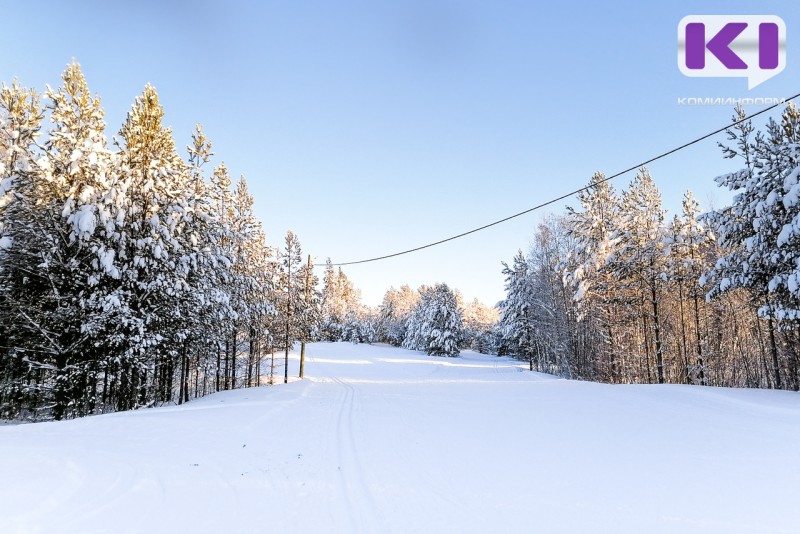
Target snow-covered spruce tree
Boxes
[339,304,378,344]
[1,63,125,419]
[563,171,620,381]
[403,283,462,357]
[355,306,379,343]
[0,80,46,419]
[40,62,125,417]
[498,251,537,368]
[401,285,430,351]
[704,104,800,389]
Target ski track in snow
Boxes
[1,342,800,534]
[330,377,377,532]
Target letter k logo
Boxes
[686,22,748,69]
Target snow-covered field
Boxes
[1,342,799,533]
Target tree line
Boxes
[0,62,498,421]
[0,62,317,420]
[9,63,792,421]
[497,103,800,390]
[318,261,497,357]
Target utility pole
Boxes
[284,253,291,385]
[299,255,311,379]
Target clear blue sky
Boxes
[2,1,799,306]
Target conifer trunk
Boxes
[223,340,230,390]
[215,344,221,392]
[649,277,664,385]
[764,296,782,389]
[692,294,705,385]
[231,327,237,389]
[248,327,256,387]
[677,282,690,384]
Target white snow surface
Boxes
[1,342,799,534]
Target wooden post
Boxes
[299,254,311,379]
[284,254,291,385]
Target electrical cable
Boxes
[327,92,800,267]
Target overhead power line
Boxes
[328,92,800,267]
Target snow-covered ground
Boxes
[1,342,799,533]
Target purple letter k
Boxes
[686,22,748,70]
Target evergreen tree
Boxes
[460,298,499,353]
[0,63,286,419]
[498,251,538,368]
[320,259,362,341]
[377,285,419,346]
[704,104,800,389]
[42,62,122,417]
[403,283,462,356]
[564,172,620,380]
[666,191,713,384]
[0,80,46,418]
[613,168,668,383]
[275,231,307,383]
[109,84,197,410]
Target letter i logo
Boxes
[678,15,786,89]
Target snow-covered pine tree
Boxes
[613,167,668,383]
[226,176,260,389]
[208,161,236,390]
[704,103,800,389]
[319,259,362,342]
[563,171,620,380]
[232,178,277,388]
[665,191,713,384]
[111,84,196,410]
[275,231,307,382]
[174,125,236,401]
[528,218,578,377]
[2,63,284,417]
[460,298,499,353]
[297,255,320,377]
[377,285,419,346]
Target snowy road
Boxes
[2,342,800,533]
